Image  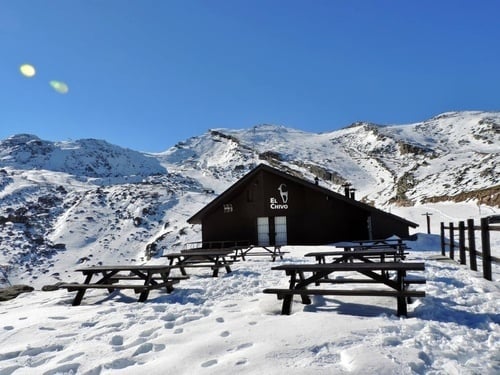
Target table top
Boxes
[75,265,172,272]
[271,262,425,272]
[304,249,398,257]
[335,243,407,249]
[164,250,234,257]
[334,238,404,244]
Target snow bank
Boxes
[0,236,498,374]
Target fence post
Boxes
[458,221,466,265]
[467,219,477,271]
[440,222,446,256]
[449,222,455,260]
[480,217,492,281]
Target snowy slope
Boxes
[0,237,499,375]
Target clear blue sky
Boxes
[1,0,499,152]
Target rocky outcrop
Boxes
[422,185,500,207]
[389,172,416,206]
[397,141,435,156]
[295,162,347,185]
[0,285,34,301]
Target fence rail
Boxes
[440,215,499,281]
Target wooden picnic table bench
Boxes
[182,240,251,251]
[164,250,235,277]
[232,245,289,261]
[304,249,401,264]
[333,239,410,259]
[58,265,185,306]
[181,240,288,261]
[263,261,426,316]
[334,238,409,246]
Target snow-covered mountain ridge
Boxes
[0,111,498,287]
[0,134,166,182]
[160,111,499,206]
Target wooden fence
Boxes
[440,215,500,281]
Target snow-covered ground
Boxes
[1,232,498,375]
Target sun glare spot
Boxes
[20,64,36,77]
[49,80,69,94]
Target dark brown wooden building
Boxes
[188,164,417,246]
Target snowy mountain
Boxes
[0,134,167,181]
[0,111,499,288]
[159,111,499,207]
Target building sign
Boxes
[270,183,289,210]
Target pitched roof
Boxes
[188,163,418,228]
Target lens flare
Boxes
[49,80,69,94]
[20,64,36,77]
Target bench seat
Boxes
[403,277,427,285]
[236,250,289,262]
[176,262,233,268]
[178,259,235,263]
[263,288,425,298]
[315,277,426,285]
[315,278,382,284]
[240,251,289,257]
[59,283,152,292]
[59,278,181,292]
[108,275,189,281]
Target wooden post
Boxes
[440,222,446,256]
[458,221,466,265]
[467,219,477,271]
[480,217,492,281]
[422,212,432,234]
[449,222,455,260]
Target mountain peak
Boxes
[0,135,167,180]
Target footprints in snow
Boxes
[217,317,230,337]
[202,359,218,367]
[199,317,255,368]
[1,305,258,373]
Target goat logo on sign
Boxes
[270,183,289,210]
[277,184,288,203]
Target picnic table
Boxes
[58,265,187,306]
[181,240,288,261]
[233,245,289,261]
[164,249,235,277]
[182,240,251,251]
[333,239,409,259]
[263,261,426,316]
[304,249,401,264]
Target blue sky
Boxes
[1,0,499,152]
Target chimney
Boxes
[350,188,356,200]
[342,183,351,197]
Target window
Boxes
[223,204,233,213]
[247,188,254,202]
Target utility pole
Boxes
[422,212,433,234]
